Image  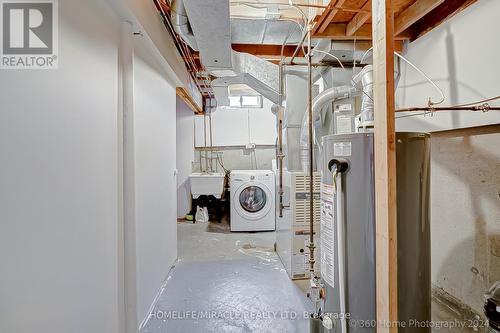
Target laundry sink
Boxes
[189,172,225,199]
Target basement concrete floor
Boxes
[141,220,480,333]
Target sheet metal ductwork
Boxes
[212,70,280,106]
[179,0,281,106]
[183,0,234,76]
[299,85,358,172]
[298,64,394,171]
[170,0,198,51]
[352,65,374,128]
[231,18,302,45]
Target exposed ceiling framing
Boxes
[153,0,479,110]
[313,23,411,39]
[310,0,477,41]
[313,0,348,34]
[406,0,478,40]
[230,0,478,59]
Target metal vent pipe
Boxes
[299,85,357,172]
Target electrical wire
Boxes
[310,49,345,69]
[230,1,313,63]
[230,2,308,27]
[359,47,373,64]
[280,20,306,62]
[394,52,445,106]
[355,47,446,106]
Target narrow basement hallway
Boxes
[141,221,312,333]
[1,1,499,333]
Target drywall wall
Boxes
[396,0,500,132]
[194,147,276,172]
[193,98,277,171]
[133,38,178,326]
[430,125,500,314]
[0,1,121,332]
[176,97,195,218]
[0,1,185,332]
[106,0,188,88]
[195,98,277,147]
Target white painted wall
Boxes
[0,1,185,332]
[396,0,500,133]
[109,0,202,109]
[195,98,277,147]
[192,99,277,172]
[193,147,276,172]
[0,1,121,332]
[133,39,178,326]
[176,97,195,218]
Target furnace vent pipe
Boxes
[353,65,374,128]
[170,0,198,50]
[299,85,357,172]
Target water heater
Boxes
[320,132,431,332]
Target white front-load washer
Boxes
[230,170,276,232]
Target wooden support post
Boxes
[372,0,398,332]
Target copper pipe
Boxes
[277,63,285,218]
[396,106,500,112]
[153,0,215,102]
[306,25,315,276]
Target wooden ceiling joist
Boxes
[313,0,347,34]
[314,23,410,40]
[311,0,477,43]
[231,44,305,58]
[346,0,372,36]
[394,0,446,35]
[407,0,478,40]
[232,41,404,58]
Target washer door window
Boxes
[234,181,272,220]
[239,186,267,213]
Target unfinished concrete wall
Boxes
[431,125,500,313]
[396,0,500,132]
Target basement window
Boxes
[229,95,263,108]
